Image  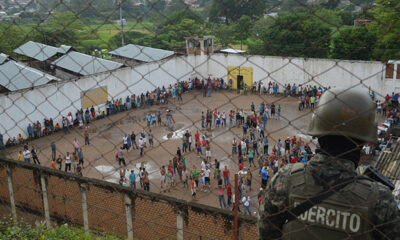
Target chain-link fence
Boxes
[0,0,399,239]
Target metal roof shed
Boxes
[13,41,60,61]
[109,44,175,63]
[51,51,124,76]
[0,60,60,91]
[0,53,9,64]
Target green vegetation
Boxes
[0,219,121,240]
[0,0,398,61]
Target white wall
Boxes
[202,53,391,95]
[0,53,396,140]
[0,56,195,140]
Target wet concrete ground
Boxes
[3,90,318,214]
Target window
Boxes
[397,64,400,79]
[386,64,394,78]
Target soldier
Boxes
[258,88,400,239]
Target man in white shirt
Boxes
[204,166,211,191]
[23,148,31,163]
[242,194,251,216]
[139,137,144,156]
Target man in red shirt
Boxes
[238,162,244,171]
[195,131,200,141]
[196,140,202,157]
[291,156,297,164]
[291,136,297,146]
[227,182,233,206]
[223,166,229,187]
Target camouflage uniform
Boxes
[258,154,400,240]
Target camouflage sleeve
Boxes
[258,164,292,240]
[371,183,400,240]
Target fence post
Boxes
[177,210,184,240]
[40,174,51,229]
[124,194,133,240]
[6,166,17,220]
[80,183,89,232]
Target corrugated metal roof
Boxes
[13,41,60,61]
[0,53,8,64]
[51,51,123,76]
[220,48,246,54]
[0,60,60,91]
[58,45,72,54]
[375,138,400,180]
[109,44,174,63]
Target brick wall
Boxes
[0,159,258,239]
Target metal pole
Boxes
[119,0,124,47]
[40,175,51,229]
[125,194,133,240]
[80,184,89,232]
[6,167,17,220]
[234,173,238,240]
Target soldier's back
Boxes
[259,154,400,240]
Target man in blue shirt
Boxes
[242,124,248,136]
[51,142,56,161]
[129,170,136,189]
[261,166,269,189]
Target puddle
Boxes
[162,122,187,140]
[100,131,124,142]
[94,161,160,184]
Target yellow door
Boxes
[227,66,253,90]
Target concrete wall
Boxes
[199,53,392,94]
[0,56,194,139]
[0,53,397,139]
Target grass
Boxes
[0,219,122,240]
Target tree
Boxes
[248,13,331,58]
[31,11,84,46]
[0,23,29,57]
[214,24,235,47]
[234,15,252,50]
[331,26,376,60]
[368,0,400,61]
[208,0,266,23]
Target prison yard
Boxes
[2,88,315,211]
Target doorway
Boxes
[237,75,244,90]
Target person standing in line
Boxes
[276,105,281,120]
[78,148,84,168]
[65,152,71,172]
[51,142,56,161]
[131,131,138,149]
[129,170,136,189]
[223,166,230,187]
[73,138,79,154]
[143,169,150,191]
[242,193,252,216]
[190,178,197,201]
[160,166,166,191]
[227,182,233,206]
[232,138,237,158]
[72,152,79,172]
[118,147,126,166]
[148,130,154,148]
[56,155,63,170]
[139,137,144,156]
[51,159,56,169]
[84,127,90,145]
[31,146,40,165]
[18,151,23,161]
[216,185,227,209]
